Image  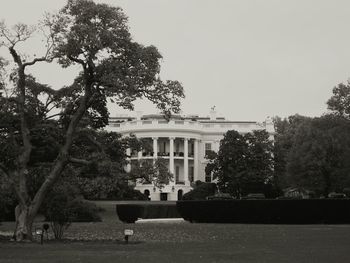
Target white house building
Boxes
[106,110,275,201]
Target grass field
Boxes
[1,201,350,262]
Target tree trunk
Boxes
[13,204,34,241]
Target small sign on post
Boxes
[35,228,43,245]
[124,229,134,244]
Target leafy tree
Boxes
[206,130,247,197]
[244,130,274,194]
[0,57,7,96]
[129,158,174,189]
[206,129,274,198]
[0,0,183,241]
[273,115,310,189]
[286,115,350,197]
[327,82,350,118]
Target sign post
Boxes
[124,229,134,244]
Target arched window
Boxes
[144,189,150,200]
[178,189,183,200]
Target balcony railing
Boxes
[158,152,170,157]
[111,120,265,135]
[132,151,195,158]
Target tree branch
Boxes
[9,46,22,66]
[68,55,85,66]
[68,157,92,165]
[30,65,94,217]
[23,57,47,67]
[44,113,63,120]
[85,133,103,152]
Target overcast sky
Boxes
[1,0,350,121]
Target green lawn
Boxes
[1,201,350,262]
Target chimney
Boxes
[209,106,217,121]
[264,116,275,133]
[136,111,143,121]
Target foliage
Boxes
[0,178,17,222]
[272,115,311,189]
[75,176,147,200]
[116,203,179,223]
[244,130,274,193]
[286,115,350,197]
[129,158,173,189]
[68,199,102,222]
[54,0,184,117]
[0,0,183,241]
[182,182,217,200]
[117,188,149,201]
[42,181,101,239]
[177,199,350,224]
[0,57,7,95]
[327,82,350,119]
[206,129,274,198]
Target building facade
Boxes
[106,110,275,201]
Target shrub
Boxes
[42,182,101,239]
[116,204,143,223]
[182,182,217,200]
[177,199,350,224]
[0,179,17,222]
[116,188,148,201]
[116,203,180,223]
[76,176,148,200]
[68,199,102,222]
[43,191,72,239]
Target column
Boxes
[125,148,131,173]
[152,137,158,160]
[194,139,199,182]
[138,151,142,160]
[184,138,189,185]
[169,137,175,184]
[214,139,220,151]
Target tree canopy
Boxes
[206,129,274,198]
[327,82,350,119]
[0,0,184,241]
[129,158,174,189]
[286,115,350,197]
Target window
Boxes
[175,166,180,182]
[160,141,166,153]
[189,166,194,182]
[177,190,183,200]
[205,166,212,182]
[205,143,212,156]
[160,193,168,201]
[190,143,194,156]
[205,174,212,182]
[176,142,180,153]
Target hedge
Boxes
[182,182,217,200]
[176,199,350,224]
[116,202,180,223]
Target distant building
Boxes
[106,109,275,201]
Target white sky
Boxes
[1,0,350,121]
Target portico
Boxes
[130,136,200,186]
